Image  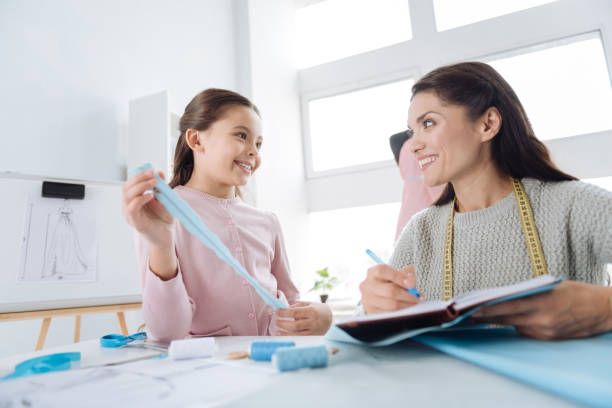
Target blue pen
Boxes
[365,249,421,298]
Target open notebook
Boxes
[326,275,561,346]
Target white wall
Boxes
[243,0,311,291]
[0,0,241,359]
[0,0,238,181]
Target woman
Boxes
[359,62,612,340]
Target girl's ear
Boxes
[479,107,502,143]
[185,129,205,153]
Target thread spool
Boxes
[271,345,328,372]
[168,338,216,360]
[249,341,296,361]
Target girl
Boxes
[122,88,331,342]
[360,62,612,340]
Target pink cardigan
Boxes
[135,186,300,342]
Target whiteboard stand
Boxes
[0,302,141,350]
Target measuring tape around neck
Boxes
[442,178,548,300]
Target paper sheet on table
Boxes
[0,357,277,408]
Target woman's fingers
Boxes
[472,297,540,320]
[361,293,417,314]
[367,265,416,289]
[360,264,421,314]
[363,279,418,303]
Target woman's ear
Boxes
[479,107,502,142]
[185,129,205,153]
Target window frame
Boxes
[300,67,420,179]
[298,0,612,212]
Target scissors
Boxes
[100,332,147,348]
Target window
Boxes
[306,202,400,303]
[307,78,414,173]
[585,176,612,193]
[486,33,612,141]
[433,0,556,32]
[296,0,412,68]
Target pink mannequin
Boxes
[395,135,444,241]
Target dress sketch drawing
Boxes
[41,201,89,279]
[18,194,96,283]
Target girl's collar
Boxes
[175,185,241,205]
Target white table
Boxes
[0,336,577,407]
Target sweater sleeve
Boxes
[568,182,612,264]
[389,215,417,270]
[269,214,300,305]
[134,232,194,343]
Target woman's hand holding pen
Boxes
[359,265,422,314]
[122,169,177,280]
[471,281,612,340]
[273,302,333,335]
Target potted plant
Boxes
[308,267,340,303]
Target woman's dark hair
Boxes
[169,88,260,189]
[411,62,577,206]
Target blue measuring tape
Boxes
[100,332,147,348]
[1,352,81,381]
[129,163,287,310]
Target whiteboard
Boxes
[0,173,141,313]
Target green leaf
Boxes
[316,267,329,278]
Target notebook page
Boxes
[335,299,451,325]
[452,275,558,311]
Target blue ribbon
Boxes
[100,332,147,348]
[1,352,81,381]
[129,163,287,310]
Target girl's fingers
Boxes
[122,169,154,192]
[275,317,312,332]
[276,305,315,319]
[125,193,155,219]
[123,176,157,204]
[276,329,313,336]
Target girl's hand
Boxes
[359,265,422,314]
[273,301,333,336]
[471,281,612,340]
[121,169,174,247]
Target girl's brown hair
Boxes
[169,88,260,189]
[411,62,577,206]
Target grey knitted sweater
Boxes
[389,178,612,301]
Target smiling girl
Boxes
[359,62,612,340]
[122,89,331,342]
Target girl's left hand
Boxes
[273,301,332,336]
